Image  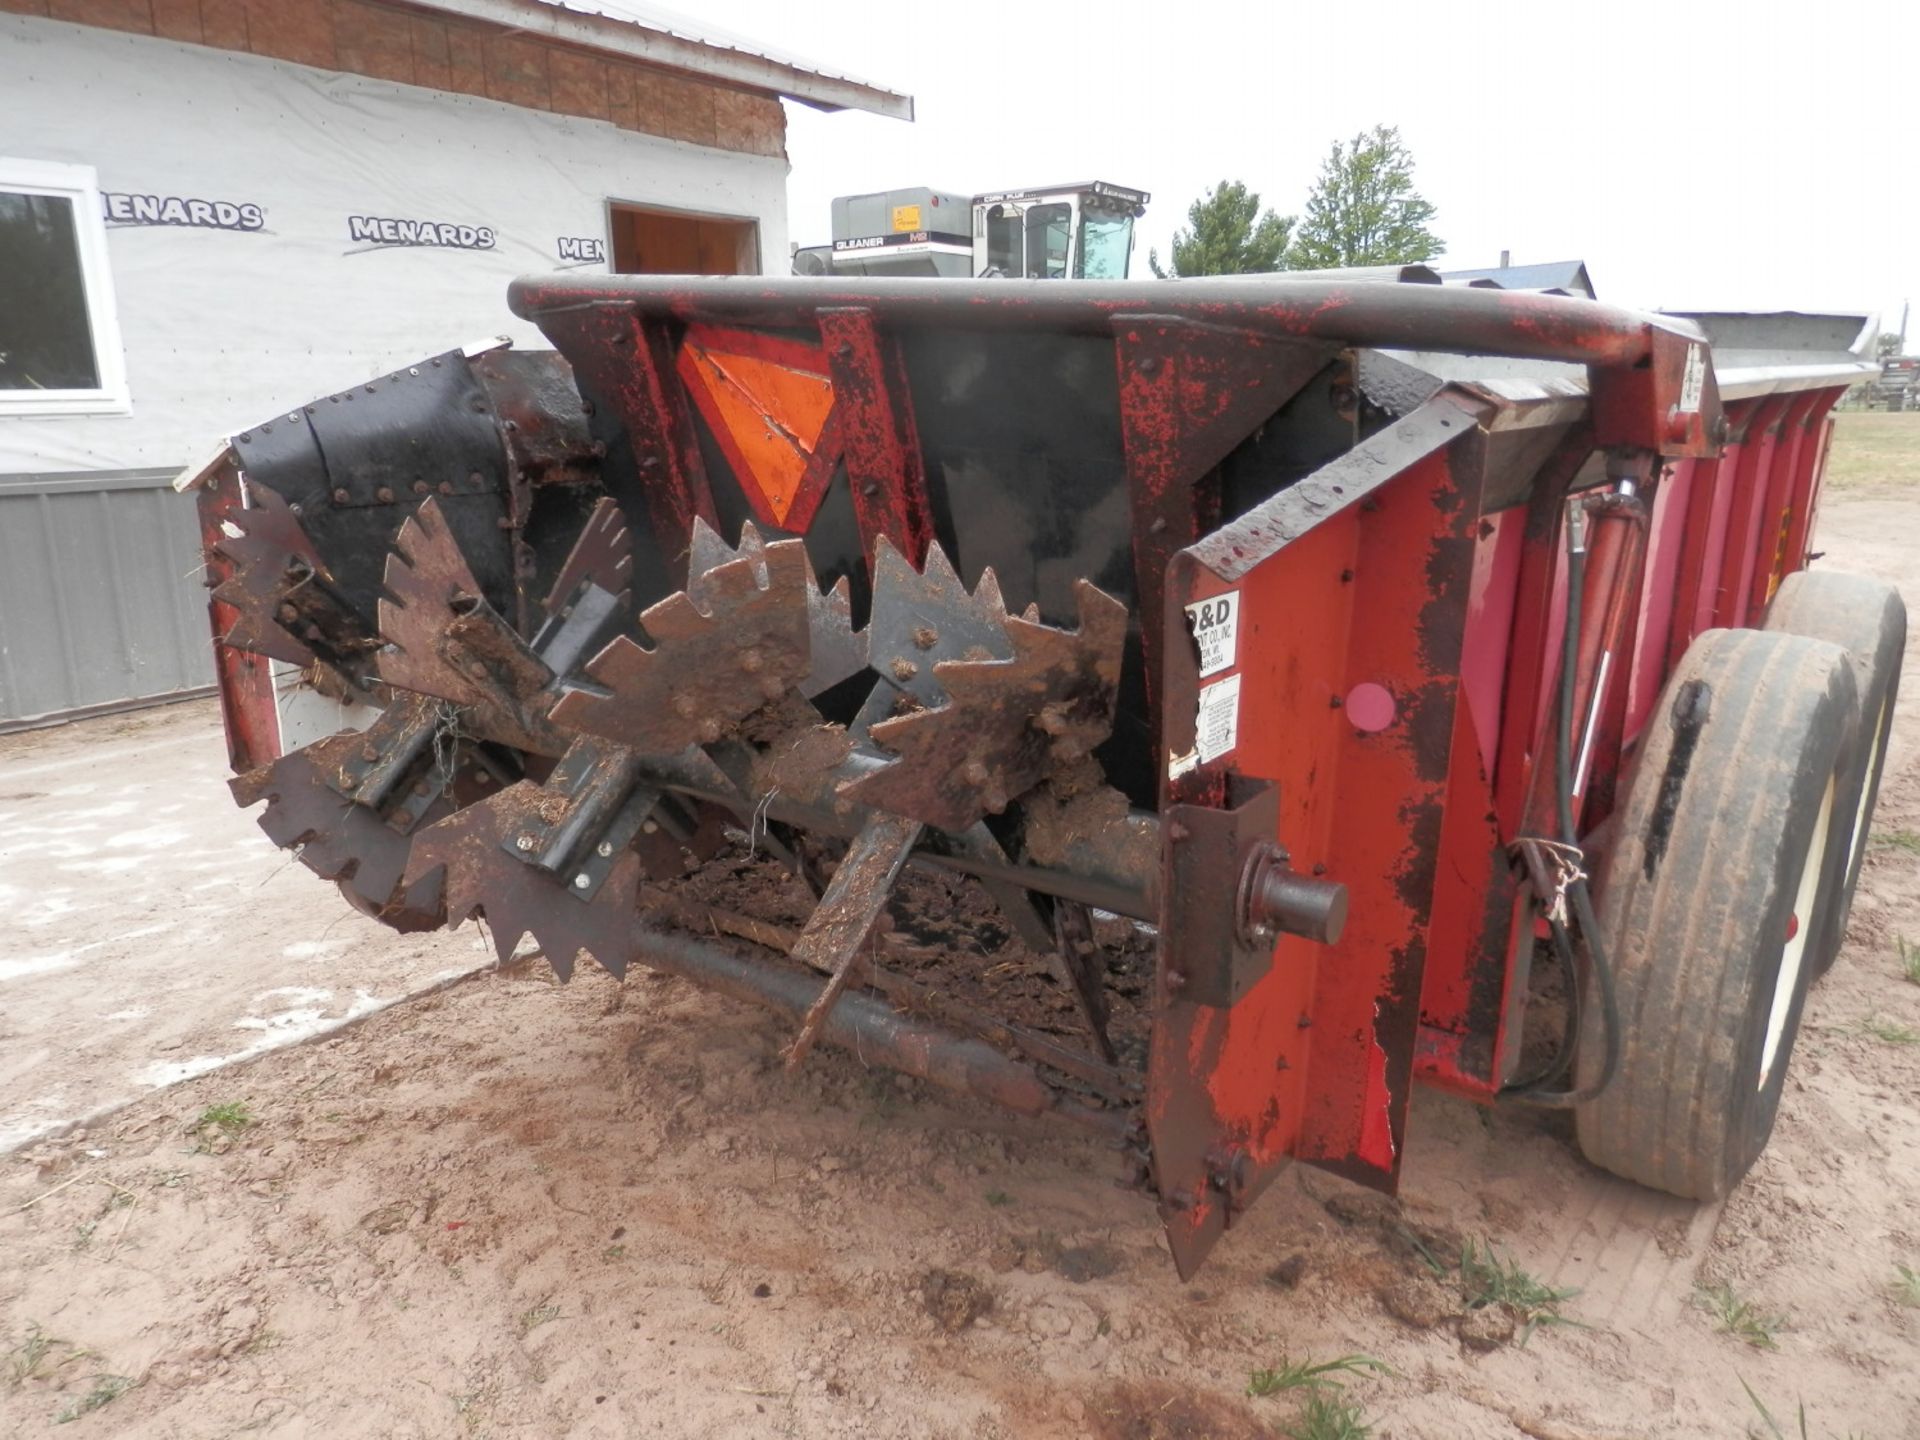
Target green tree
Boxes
[1148,180,1294,278]
[1288,126,1441,270]
[1877,331,1904,359]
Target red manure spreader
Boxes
[188,275,1899,1276]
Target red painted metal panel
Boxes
[816,307,934,572]
[1459,507,1525,777]
[1784,396,1837,578]
[1743,392,1821,624]
[1148,399,1489,1274]
[532,305,718,564]
[1711,397,1786,628]
[196,470,281,772]
[1627,457,1694,741]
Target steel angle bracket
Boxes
[1161,785,1283,1010]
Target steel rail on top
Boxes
[509,273,1703,370]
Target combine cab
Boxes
[791,180,1148,278]
[189,276,1897,1277]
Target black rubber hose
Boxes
[1505,513,1622,1107]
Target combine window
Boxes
[985,204,1021,275]
[1075,212,1133,279]
[607,201,759,275]
[0,158,128,415]
[1025,203,1072,279]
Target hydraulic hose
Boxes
[1504,499,1622,1107]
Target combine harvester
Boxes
[187,274,1898,1276]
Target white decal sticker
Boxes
[1184,590,1240,678]
[1194,673,1241,765]
[1678,343,1707,414]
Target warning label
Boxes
[1194,673,1241,765]
[1678,344,1707,414]
[1184,590,1240,678]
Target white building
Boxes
[0,0,907,726]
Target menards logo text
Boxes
[348,215,496,250]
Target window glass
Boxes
[1025,203,1072,279]
[1075,212,1134,280]
[985,204,1021,276]
[0,191,100,391]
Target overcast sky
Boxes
[686,0,1914,339]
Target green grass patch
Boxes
[1246,1354,1391,1398]
[1893,1263,1920,1307]
[1454,1240,1581,1343]
[984,1189,1013,1208]
[518,1304,561,1335]
[1281,1391,1373,1440]
[1695,1281,1786,1349]
[1823,411,1920,492]
[1854,1013,1920,1046]
[190,1102,253,1151]
[53,1374,134,1424]
[1871,827,1920,856]
[1899,936,1920,987]
[1741,1376,1868,1440]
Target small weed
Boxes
[518,1304,561,1335]
[1892,1263,1920,1307]
[985,1189,1013,1208]
[190,1102,252,1151]
[1899,936,1920,987]
[1739,1377,1865,1440]
[603,1244,626,1261]
[8,1324,58,1386]
[53,1374,134,1423]
[1282,1391,1373,1440]
[1456,1240,1580,1343]
[1696,1281,1785,1349]
[1854,1013,1920,1046]
[1247,1354,1391,1397]
[1872,828,1920,856]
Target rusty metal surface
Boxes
[1111,317,1332,727]
[406,777,646,980]
[542,495,633,617]
[817,307,935,570]
[852,578,1127,832]
[232,716,452,932]
[509,273,1707,370]
[551,519,814,753]
[782,812,922,1069]
[689,519,867,698]
[377,497,564,756]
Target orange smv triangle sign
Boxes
[677,330,836,530]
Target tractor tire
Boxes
[1765,570,1907,977]
[1574,628,1856,1200]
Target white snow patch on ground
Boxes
[281,940,350,960]
[103,825,192,850]
[0,952,80,983]
[133,989,388,1089]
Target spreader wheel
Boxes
[1574,628,1856,1200]
[1764,569,1907,977]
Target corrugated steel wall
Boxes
[0,470,213,732]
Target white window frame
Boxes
[0,158,131,417]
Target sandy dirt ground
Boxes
[2,437,1918,1438]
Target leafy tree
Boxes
[1148,180,1294,278]
[1877,331,1905,359]
[1287,126,1441,270]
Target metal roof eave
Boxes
[413,0,914,119]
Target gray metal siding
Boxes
[0,471,213,730]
